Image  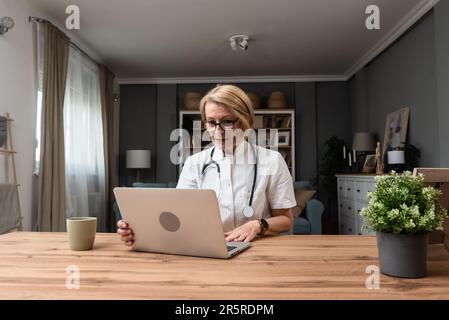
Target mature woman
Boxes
[117,84,296,245]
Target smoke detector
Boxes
[229,34,250,51]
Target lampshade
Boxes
[126,150,151,169]
[352,132,376,151]
[388,150,405,164]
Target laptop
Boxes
[113,188,251,259]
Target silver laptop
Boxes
[113,188,251,259]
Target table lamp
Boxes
[126,150,150,182]
[352,132,376,172]
[387,149,405,173]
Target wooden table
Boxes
[0,232,448,299]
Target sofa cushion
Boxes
[293,217,311,234]
[167,182,178,188]
[132,182,168,188]
[292,189,316,218]
[293,181,312,190]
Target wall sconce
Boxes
[0,16,15,35]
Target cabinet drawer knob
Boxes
[349,228,352,232]
[340,204,343,208]
[356,189,361,192]
[347,188,351,191]
[348,207,351,210]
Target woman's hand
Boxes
[117,220,135,247]
[225,220,261,242]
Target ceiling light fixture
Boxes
[229,34,250,51]
[0,16,15,35]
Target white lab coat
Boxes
[177,140,297,232]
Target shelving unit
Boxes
[0,113,22,233]
[0,113,18,184]
[179,109,295,178]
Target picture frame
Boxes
[382,107,410,164]
[280,116,291,128]
[362,154,377,173]
[271,131,290,147]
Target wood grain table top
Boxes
[0,232,448,300]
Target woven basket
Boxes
[267,91,287,109]
[183,92,203,110]
[246,92,261,109]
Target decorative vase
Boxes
[267,91,287,109]
[183,92,203,110]
[376,231,428,278]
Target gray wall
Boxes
[119,82,350,186]
[119,84,157,186]
[156,85,178,183]
[316,82,351,168]
[349,68,369,133]
[435,0,449,167]
[349,6,449,167]
[295,83,317,182]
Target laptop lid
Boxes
[113,188,249,259]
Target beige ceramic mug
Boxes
[67,217,97,251]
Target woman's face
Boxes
[204,101,241,151]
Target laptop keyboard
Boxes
[227,245,237,252]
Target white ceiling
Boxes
[26,0,438,82]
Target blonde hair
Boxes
[199,84,254,131]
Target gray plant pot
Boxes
[377,231,428,278]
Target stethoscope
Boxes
[200,142,257,218]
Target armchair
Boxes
[291,181,324,235]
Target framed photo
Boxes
[271,131,290,147]
[280,116,291,128]
[362,154,377,173]
[382,107,410,163]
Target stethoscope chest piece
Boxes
[242,206,254,218]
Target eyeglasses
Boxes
[204,119,238,131]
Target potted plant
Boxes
[361,171,448,278]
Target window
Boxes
[63,46,106,226]
[33,25,107,231]
[34,23,44,175]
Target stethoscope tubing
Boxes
[201,143,257,207]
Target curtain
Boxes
[37,22,69,232]
[64,47,107,231]
[99,65,116,231]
